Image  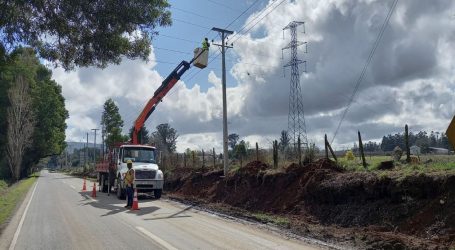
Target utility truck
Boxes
[96,47,208,199]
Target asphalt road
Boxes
[1,170,323,250]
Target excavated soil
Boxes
[165,159,455,249]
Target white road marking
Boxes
[136,226,178,250]
[70,185,75,190]
[9,182,38,250]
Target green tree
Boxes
[235,140,248,161]
[6,75,35,181]
[228,133,239,150]
[26,65,68,168]
[1,48,68,180]
[150,123,178,154]
[279,130,290,152]
[129,126,150,144]
[101,99,124,147]
[0,1,172,70]
[0,45,10,178]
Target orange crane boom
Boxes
[132,60,191,144]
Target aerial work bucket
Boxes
[193,48,208,69]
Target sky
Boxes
[52,0,455,152]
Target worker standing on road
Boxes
[202,37,210,51]
[124,160,135,209]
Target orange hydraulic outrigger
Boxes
[132,50,205,144]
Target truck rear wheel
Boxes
[101,174,108,193]
[154,189,162,199]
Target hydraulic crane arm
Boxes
[132,60,190,144]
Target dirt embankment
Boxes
[165,160,455,249]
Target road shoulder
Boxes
[0,178,38,249]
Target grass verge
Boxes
[251,212,291,228]
[0,175,39,231]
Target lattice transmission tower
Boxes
[282,21,308,147]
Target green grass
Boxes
[0,175,38,228]
[251,212,290,228]
[338,154,455,173]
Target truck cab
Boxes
[114,145,164,199]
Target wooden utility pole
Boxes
[92,128,99,163]
[86,132,89,166]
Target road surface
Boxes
[1,170,323,250]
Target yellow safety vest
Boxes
[124,168,134,187]
[202,40,209,50]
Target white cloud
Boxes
[54,0,455,152]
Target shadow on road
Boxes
[144,205,193,221]
[78,191,161,217]
[126,206,160,216]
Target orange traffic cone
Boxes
[130,188,139,210]
[82,177,87,191]
[91,182,97,198]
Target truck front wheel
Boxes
[154,189,162,199]
[116,181,126,200]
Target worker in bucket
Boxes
[124,160,135,209]
[202,37,210,51]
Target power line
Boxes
[206,0,242,12]
[183,0,288,84]
[171,6,217,21]
[158,34,200,44]
[223,0,263,30]
[182,0,265,80]
[153,46,192,55]
[172,18,212,29]
[229,0,287,42]
[331,0,398,144]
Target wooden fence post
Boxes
[255,142,259,161]
[358,131,367,169]
[405,124,410,163]
[202,149,205,169]
[325,135,338,162]
[273,140,278,168]
[325,134,329,159]
[192,151,195,168]
[184,153,187,168]
[298,136,302,166]
[213,148,216,168]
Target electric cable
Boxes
[331,0,398,144]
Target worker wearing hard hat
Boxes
[202,37,210,50]
[124,160,135,209]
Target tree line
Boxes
[0,48,68,181]
[100,98,178,157]
[380,131,452,153]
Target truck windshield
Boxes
[122,147,156,163]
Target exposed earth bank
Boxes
[165,159,455,249]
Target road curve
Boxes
[1,170,322,250]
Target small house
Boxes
[410,145,421,155]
